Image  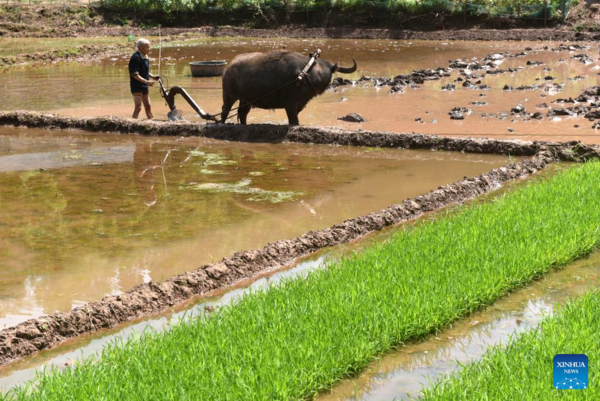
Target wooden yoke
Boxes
[296,49,322,86]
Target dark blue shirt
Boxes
[129,51,150,93]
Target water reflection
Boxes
[0,127,509,328]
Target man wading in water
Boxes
[129,38,160,119]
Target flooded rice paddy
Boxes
[1,37,599,142]
[0,172,598,397]
[318,248,600,400]
[0,126,508,328]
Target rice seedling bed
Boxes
[9,161,600,400]
[422,289,600,399]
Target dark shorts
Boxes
[131,89,149,95]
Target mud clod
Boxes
[511,105,525,114]
[338,113,365,123]
[572,54,594,65]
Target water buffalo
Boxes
[221,50,357,125]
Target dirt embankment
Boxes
[0,110,599,366]
[566,0,600,32]
[0,4,597,41]
[0,43,130,68]
[0,33,190,67]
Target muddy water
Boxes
[1,38,599,142]
[0,126,508,328]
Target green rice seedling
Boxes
[423,289,600,400]
[8,161,600,400]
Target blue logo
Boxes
[554,354,588,390]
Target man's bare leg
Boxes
[132,93,143,119]
[142,93,153,119]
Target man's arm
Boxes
[132,73,155,86]
[129,54,155,86]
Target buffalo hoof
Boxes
[337,113,365,123]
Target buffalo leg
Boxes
[237,103,252,125]
[284,103,300,126]
[221,94,236,124]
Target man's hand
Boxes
[147,80,155,87]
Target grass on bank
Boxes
[9,161,600,400]
[423,289,600,399]
[98,0,566,22]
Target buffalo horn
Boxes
[336,59,357,74]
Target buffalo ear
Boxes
[331,63,338,73]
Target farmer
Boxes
[129,38,160,119]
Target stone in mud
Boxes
[536,103,549,108]
[531,112,544,120]
[503,85,513,91]
[441,84,455,91]
[511,105,525,114]
[585,110,600,119]
[554,97,576,104]
[547,108,571,117]
[516,85,538,91]
[572,54,594,65]
[527,61,544,66]
[576,87,600,103]
[470,101,488,106]
[329,77,353,89]
[543,83,563,93]
[486,68,518,76]
[485,53,505,61]
[451,106,471,114]
[449,107,471,120]
[337,113,365,123]
[462,80,478,89]
[553,44,589,52]
[544,76,555,81]
[449,60,469,69]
